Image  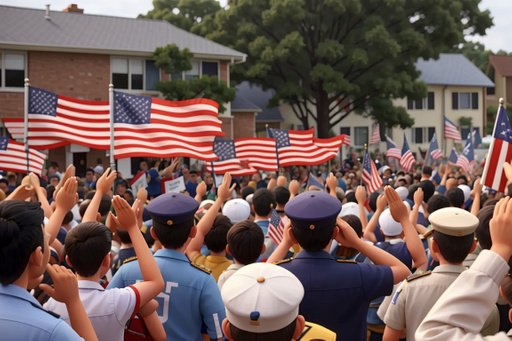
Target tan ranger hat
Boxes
[423,207,479,238]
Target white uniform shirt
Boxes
[44,280,139,341]
[218,263,244,291]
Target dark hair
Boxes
[79,199,91,218]
[152,220,193,249]
[274,186,290,206]
[0,201,45,285]
[252,189,275,217]
[483,198,499,207]
[476,205,494,250]
[62,210,74,225]
[227,220,264,265]
[345,191,356,203]
[229,319,296,341]
[0,178,8,185]
[433,230,474,263]
[422,166,433,176]
[65,222,112,277]
[427,195,450,214]
[84,191,96,200]
[117,230,132,244]
[291,223,334,252]
[341,214,362,238]
[98,195,112,217]
[419,180,435,203]
[204,214,232,253]
[241,186,255,200]
[457,175,468,184]
[446,188,465,208]
[369,192,380,212]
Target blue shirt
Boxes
[146,169,161,198]
[0,284,82,341]
[108,249,225,341]
[280,250,393,340]
[375,240,413,270]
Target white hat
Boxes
[379,165,391,175]
[379,208,403,236]
[395,186,409,201]
[222,199,251,223]
[221,263,304,333]
[93,165,104,174]
[338,202,359,217]
[458,184,471,203]
[199,199,215,209]
[245,193,254,204]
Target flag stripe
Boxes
[0,140,47,175]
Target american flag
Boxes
[269,128,337,166]
[3,86,110,149]
[314,134,350,152]
[385,135,401,160]
[369,124,381,145]
[444,116,462,141]
[268,209,288,245]
[448,147,459,164]
[112,91,222,160]
[426,133,443,164]
[473,127,483,148]
[0,137,47,175]
[400,135,415,172]
[362,150,383,193]
[456,133,474,172]
[207,138,278,176]
[481,106,512,191]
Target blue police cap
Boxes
[284,191,341,230]
[147,192,199,227]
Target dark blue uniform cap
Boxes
[284,191,341,230]
[147,192,199,227]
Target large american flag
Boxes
[113,91,222,160]
[385,135,401,160]
[444,116,462,141]
[481,106,512,191]
[0,137,47,175]
[369,124,380,145]
[3,87,110,149]
[362,150,383,193]
[400,135,415,172]
[207,138,278,175]
[456,133,474,172]
[268,209,288,245]
[426,133,443,164]
[269,128,337,166]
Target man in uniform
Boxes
[221,262,336,340]
[108,192,225,340]
[279,191,411,340]
[382,207,499,340]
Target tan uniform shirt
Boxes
[384,264,499,340]
[297,322,337,341]
[416,250,511,341]
[190,253,232,282]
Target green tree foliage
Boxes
[153,44,235,112]
[140,0,219,36]
[208,0,492,137]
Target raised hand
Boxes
[413,187,424,206]
[95,167,117,195]
[217,173,235,202]
[335,217,361,249]
[355,185,367,205]
[384,186,409,224]
[55,177,79,212]
[490,197,512,261]
[111,196,138,231]
[39,264,80,304]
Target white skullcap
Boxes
[395,186,409,201]
[458,184,471,203]
[222,198,251,223]
[338,202,359,218]
[379,208,403,236]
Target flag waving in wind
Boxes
[481,105,512,191]
[448,147,459,164]
[362,150,383,193]
[400,135,415,172]
[385,136,401,160]
[369,124,380,145]
[472,127,482,148]
[0,137,47,175]
[444,116,462,141]
[425,133,443,165]
[456,133,474,172]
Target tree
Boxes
[153,44,235,112]
[140,0,220,37]
[209,0,492,137]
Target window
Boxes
[0,52,26,88]
[407,92,434,110]
[185,61,200,81]
[340,127,350,136]
[111,58,159,91]
[411,127,436,144]
[202,62,219,77]
[173,60,220,80]
[452,92,479,110]
[461,127,471,139]
[354,127,368,146]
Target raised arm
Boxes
[82,168,116,223]
[326,173,338,199]
[355,186,369,229]
[470,178,482,216]
[45,177,78,244]
[29,173,53,218]
[410,187,428,235]
[363,193,386,242]
[267,220,294,263]
[289,180,300,200]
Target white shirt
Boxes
[218,263,245,290]
[44,280,139,341]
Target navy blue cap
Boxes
[147,192,199,227]
[284,191,341,230]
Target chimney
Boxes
[45,4,51,20]
[63,4,84,14]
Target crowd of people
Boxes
[1,151,512,341]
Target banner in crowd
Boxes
[129,171,148,194]
[0,137,47,175]
[162,176,186,194]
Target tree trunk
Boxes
[316,91,331,137]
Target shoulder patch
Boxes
[336,259,357,264]
[122,256,138,265]
[190,262,212,274]
[406,270,432,282]
[274,258,293,265]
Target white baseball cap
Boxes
[379,208,403,236]
[221,262,304,333]
[222,198,251,223]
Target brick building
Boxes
[0,4,245,176]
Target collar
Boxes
[78,280,105,291]
[154,248,190,263]
[205,255,230,264]
[386,238,405,245]
[432,264,467,274]
[226,263,244,271]
[295,250,335,260]
[0,284,42,308]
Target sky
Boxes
[0,0,508,52]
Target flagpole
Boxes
[266,124,280,177]
[108,84,115,172]
[23,78,29,174]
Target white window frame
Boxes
[0,51,27,92]
[173,60,220,80]
[453,91,479,110]
[407,91,434,110]
[411,126,436,144]
[109,56,160,93]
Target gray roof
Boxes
[0,5,246,60]
[231,95,261,112]
[235,82,283,122]
[416,53,493,87]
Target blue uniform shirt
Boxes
[280,250,393,340]
[108,248,225,340]
[0,284,82,341]
[375,240,413,271]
